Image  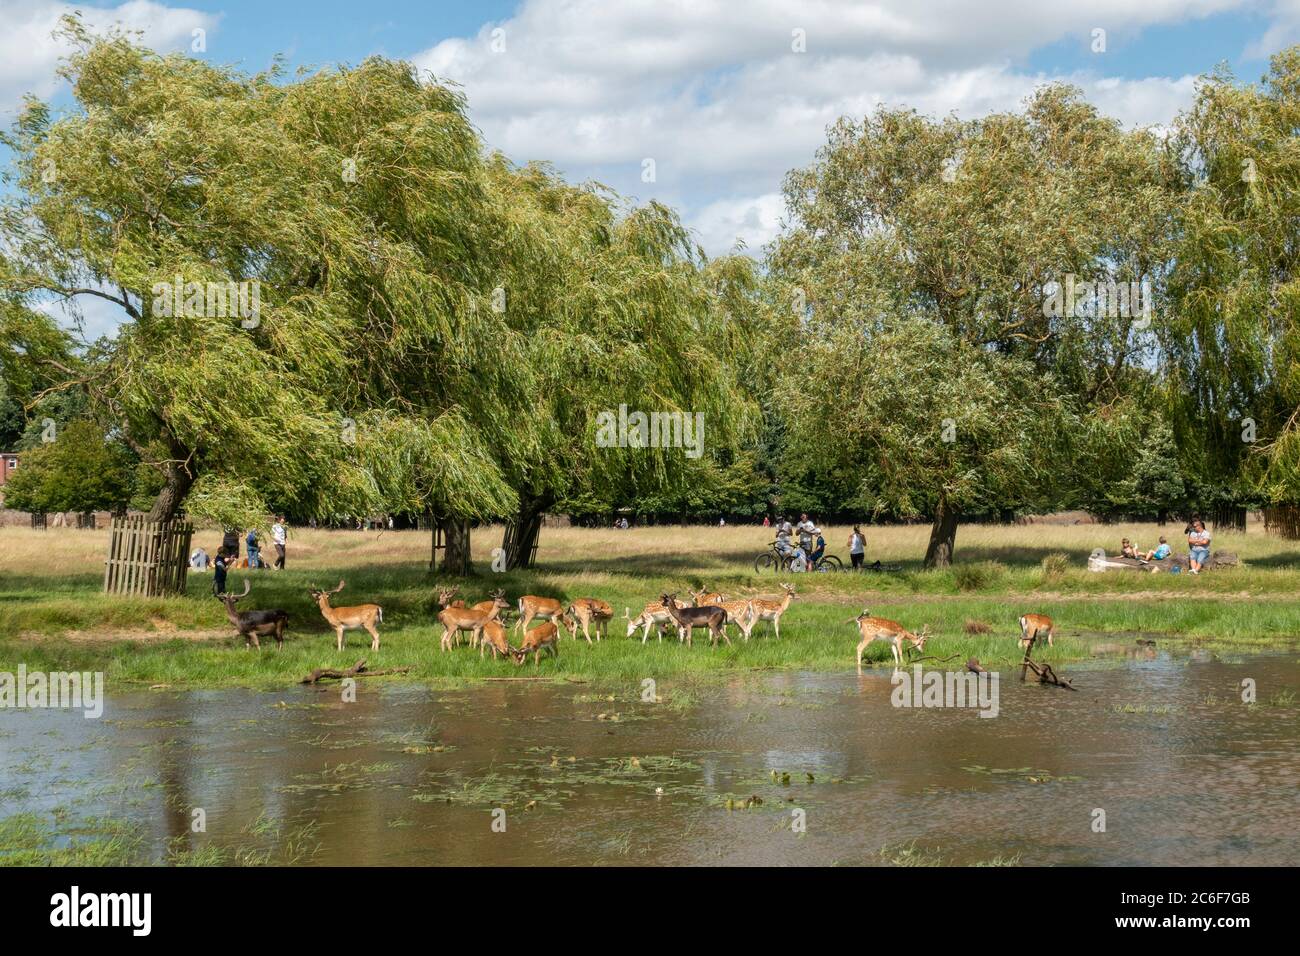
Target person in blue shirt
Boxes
[1143,536,1171,561]
[246,528,262,569]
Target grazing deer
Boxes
[661,593,729,648]
[471,588,508,614]
[437,587,510,652]
[308,580,383,652]
[217,580,289,650]
[1018,613,1055,649]
[851,608,929,673]
[748,583,796,639]
[690,587,725,606]
[567,598,614,643]
[515,595,574,636]
[514,620,560,668]
[479,619,516,661]
[624,598,688,643]
[716,599,759,642]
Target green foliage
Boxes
[0,419,133,513]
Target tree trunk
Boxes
[440,517,472,576]
[924,498,959,569]
[501,495,551,571]
[147,460,194,522]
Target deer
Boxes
[217,580,289,650]
[1018,613,1055,649]
[851,608,929,673]
[624,598,688,643]
[690,586,725,606]
[479,618,517,661]
[566,598,614,644]
[748,583,796,639]
[437,587,510,652]
[513,620,560,668]
[716,599,759,642]
[514,595,575,637]
[661,593,729,648]
[308,580,382,652]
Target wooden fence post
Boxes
[103,515,194,596]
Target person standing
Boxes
[246,527,262,569]
[762,515,770,528]
[847,525,865,570]
[272,516,287,570]
[222,528,241,562]
[212,550,229,595]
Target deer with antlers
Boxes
[1018,613,1055,649]
[217,580,289,650]
[850,608,929,673]
[513,620,560,668]
[661,593,729,648]
[748,583,796,639]
[308,580,382,652]
[566,598,614,643]
[437,587,510,652]
[690,586,725,606]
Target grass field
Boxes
[0,520,1297,688]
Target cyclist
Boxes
[774,522,793,560]
[809,527,826,568]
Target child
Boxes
[810,528,826,567]
[1120,538,1139,560]
[1144,536,1171,561]
[212,550,229,595]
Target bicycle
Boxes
[754,541,842,573]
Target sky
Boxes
[3,0,1299,337]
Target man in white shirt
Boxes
[272,516,288,570]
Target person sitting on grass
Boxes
[1120,537,1140,560]
[1187,520,1212,574]
[1143,536,1171,562]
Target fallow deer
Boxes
[690,587,725,606]
[437,588,509,652]
[308,580,383,652]
[661,593,729,648]
[624,598,688,643]
[567,598,614,644]
[1018,613,1055,649]
[716,599,758,642]
[217,580,289,650]
[748,583,796,639]
[851,608,929,673]
[479,618,516,661]
[515,595,575,637]
[513,620,560,668]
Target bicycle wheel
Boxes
[754,552,776,574]
[817,555,842,573]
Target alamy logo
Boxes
[594,404,704,459]
[891,665,999,718]
[151,275,261,327]
[0,666,103,718]
[1042,274,1153,323]
[50,886,151,936]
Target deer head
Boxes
[217,579,252,608]
[308,579,345,603]
[436,586,460,608]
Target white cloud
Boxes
[412,0,1256,254]
[0,0,216,117]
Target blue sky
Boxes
[3,0,1297,335]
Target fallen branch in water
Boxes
[482,676,588,683]
[903,653,962,665]
[1017,640,1077,689]
[966,658,987,674]
[300,659,412,684]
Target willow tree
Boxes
[1164,49,1300,508]
[0,18,517,547]
[768,85,1180,565]
[479,158,757,568]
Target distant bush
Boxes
[952,561,1006,591]
[1040,552,1070,581]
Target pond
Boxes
[2,644,1298,865]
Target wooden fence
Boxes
[103,515,194,596]
[1263,505,1300,540]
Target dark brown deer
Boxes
[217,580,289,650]
[661,593,729,648]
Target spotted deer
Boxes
[437,587,509,652]
[217,580,289,650]
[514,620,560,668]
[662,593,729,648]
[308,580,382,652]
[748,583,796,639]
[624,598,688,643]
[716,599,758,642]
[1018,613,1055,649]
[690,587,725,606]
[479,618,516,661]
[851,608,929,673]
[515,595,575,637]
[567,598,614,643]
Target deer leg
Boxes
[336,627,344,652]
[773,617,781,640]
[367,623,380,651]
[856,638,869,674]
[1046,628,1054,647]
